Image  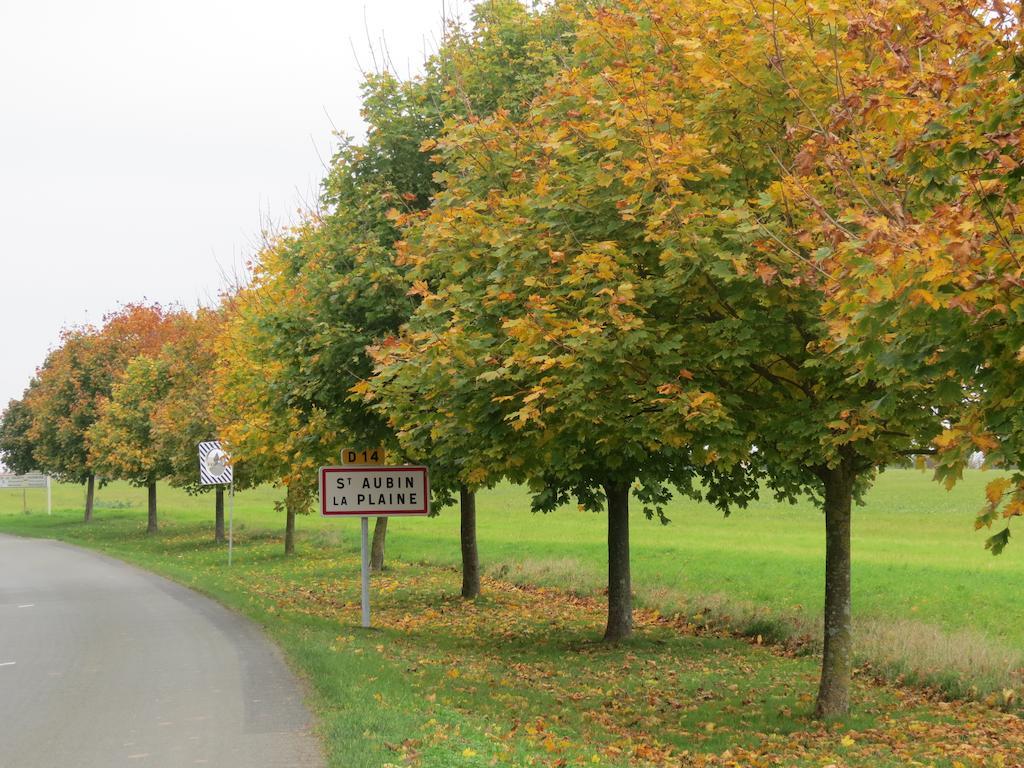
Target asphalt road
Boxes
[0,535,324,768]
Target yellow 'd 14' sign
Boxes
[340,448,386,466]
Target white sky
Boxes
[0,0,473,411]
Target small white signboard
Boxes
[0,472,51,515]
[0,472,49,489]
[198,441,233,485]
[320,466,429,517]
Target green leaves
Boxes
[88,353,175,485]
[0,394,38,475]
[985,528,1011,556]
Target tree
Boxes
[376,0,953,720]
[540,0,947,716]
[369,6,761,639]
[215,242,338,556]
[86,309,186,533]
[784,0,1024,555]
[149,308,240,543]
[26,331,104,520]
[0,392,39,474]
[25,304,174,522]
[88,356,170,532]
[693,0,1024,708]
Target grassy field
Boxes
[2,470,1023,766]
[4,470,1020,644]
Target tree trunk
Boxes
[370,517,388,573]
[815,461,856,719]
[603,480,632,642]
[215,486,225,544]
[146,481,158,534]
[460,485,480,599]
[284,502,296,555]
[84,473,95,523]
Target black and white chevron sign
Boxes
[198,441,233,485]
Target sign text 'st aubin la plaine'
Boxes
[319,466,429,517]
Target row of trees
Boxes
[0,306,231,535]
[2,0,1021,719]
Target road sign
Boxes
[0,473,51,515]
[319,465,429,517]
[341,447,386,466]
[198,441,233,485]
[198,441,235,567]
[0,472,48,489]
[320,461,430,629]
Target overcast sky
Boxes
[0,0,473,411]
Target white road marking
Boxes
[0,661,16,667]
[18,603,34,608]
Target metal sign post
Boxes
[228,480,234,567]
[360,517,371,627]
[321,452,428,629]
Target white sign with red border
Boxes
[319,465,429,517]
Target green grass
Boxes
[5,469,1016,641]
[2,470,1023,766]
